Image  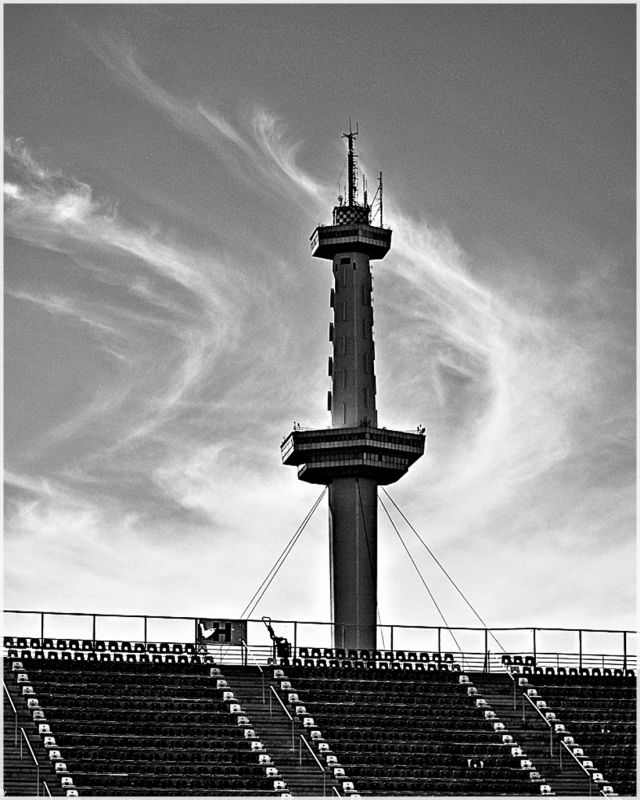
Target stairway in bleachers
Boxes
[527,672,636,796]
[4,680,64,796]
[470,673,591,795]
[223,665,340,795]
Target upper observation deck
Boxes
[281,423,425,485]
[310,220,392,261]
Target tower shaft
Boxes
[330,250,377,428]
[329,477,377,650]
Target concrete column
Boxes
[329,476,378,651]
[331,252,377,428]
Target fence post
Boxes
[40,613,45,645]
[437,627,441,659]
[92,615,96,645]
[390,625,394,654]
[484,629,489,672]
[623,631,627,670]
[532,628,537,664]
[578,630,582,670]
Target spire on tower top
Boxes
[342,120,359,206]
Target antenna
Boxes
[378,172,384,227]
[363,174,368,209]
[342,120,359,206]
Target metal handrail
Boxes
[503,664,518,710]
[42,781,52,797]
[300,734,326,796]
[5,610,636,673]
[4,680,18,745]
[561,739,595,796]
[270,685,293,721]
[523,692,552,728]
[20,727,41,796]
[269,685,295,750]
[522,691,555,756]
[332,788,342,797]
[241,639,266,703]
[300,733,325,770]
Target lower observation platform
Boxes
[281,425,425,485]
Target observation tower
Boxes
[281,127,425,651]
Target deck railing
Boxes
[4,608,636,673]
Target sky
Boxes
[3,4,636,654]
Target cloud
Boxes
[4,139,253,456]
[78,29,329,210]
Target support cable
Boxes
[379,495,463,653]
[381,488,506,654]
[240,487,327,619]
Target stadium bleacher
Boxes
[3,634,637,796]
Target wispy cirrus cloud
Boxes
[4,138,250,464]
[79,29,328,208]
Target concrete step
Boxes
[469,675,596,795]
[4,684,64,796]
[223,667,341,796]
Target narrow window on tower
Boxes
[328,357,333,377]
[342,266,347,287]
[362,318,367,338]
[342,369,347,389]
[363,386,369,408]
[329,322,334,341]
[329,288,335,307]
[342,301,347,321]
[343,404,347,425]
[341,336,347,355]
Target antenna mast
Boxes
[379,172,384,227]
[342,121,359,206]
